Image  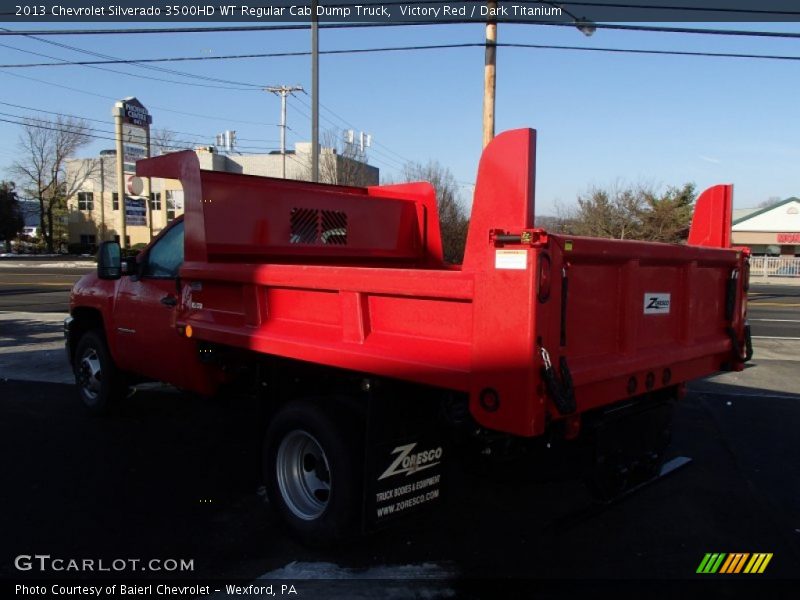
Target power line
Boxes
[0,113,283,155]
[526,0,800,15]
[0,108,282,152]
[4,20,800,39]
[392,0,800,15]
[0,110,201,149]
[287,97,407,171]
[0,115,194,152]
[0,109,282,152]
[0,101,280,144]
[0,26,270,89]
[0,70,281,127]
[294,92,414,165]
[7,41,800,69]
[0,41,262,90]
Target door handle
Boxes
[160,295,178,307]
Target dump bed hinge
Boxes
[490,228,549,247]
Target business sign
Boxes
[122,124,147,173]
[367,435,444,529]
[643,292,671,315]
[122,98,152,127]
[125,197,147,227]
[777,233,800,244]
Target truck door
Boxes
[113,221,200,390]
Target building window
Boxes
[112,192,119,210]
[112,234,131,246]
[165,190,184,221]
[77,192,94,211]
[150,192,162,211]
[79,234,96,245]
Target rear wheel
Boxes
[73,329,127,414]
[263,399,363,545]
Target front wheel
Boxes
[73,329,127,414]
[263,399,363,545]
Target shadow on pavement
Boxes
[1,379,799,584]
[0,318,63,349]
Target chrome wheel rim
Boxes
[275,430,331,520]
[77,348,102,402]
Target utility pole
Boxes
[265,85,304,178]
[311,0,320,182]
[144,126,152,242]
[482,0,498,149]
[112,103,127,249]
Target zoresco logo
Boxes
[643,292,671,314]
[696,553,773,574]
[378,443,443,480]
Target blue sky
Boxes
[1,19,800,215]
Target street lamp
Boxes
[543,2,597,36]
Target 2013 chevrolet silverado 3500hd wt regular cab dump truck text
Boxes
[65,129,751,543]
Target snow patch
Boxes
[259,561,455,580]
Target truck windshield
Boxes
[143,221,185,278]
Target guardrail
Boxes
[749,256,800,278]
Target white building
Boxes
[65,143,379,248]
[732,197,800,256]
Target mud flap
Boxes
[362,385,447,532]
[587,398,674,501]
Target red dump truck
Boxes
[66,129,751,542]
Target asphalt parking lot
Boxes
[1,367,799,597]
[1,261,799,598]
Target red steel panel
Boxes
[688,184,733,248]
[129,129,747,439]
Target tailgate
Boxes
[540,235,748,414]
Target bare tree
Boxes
[10,117,97,252]
[151,128,191,156]
[318,129,375,187]
[758,196,784,208]
[398,160,470,263]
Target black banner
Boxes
[2,1,800,23]
[4,578,799,600]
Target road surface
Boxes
[1,262,798,338]
[0,261,798,597]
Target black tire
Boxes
[263,399,363,545]
[73,329,127,415]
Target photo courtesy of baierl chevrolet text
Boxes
[2,1,799,599]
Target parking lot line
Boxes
[0,282,73,286]
[748,302,800,307]
[748,318,800,322]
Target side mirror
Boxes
[97,241,122,280]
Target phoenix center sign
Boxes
[113,97,152,248]
[122,100,153,127]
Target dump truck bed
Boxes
[137,129,749,438]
